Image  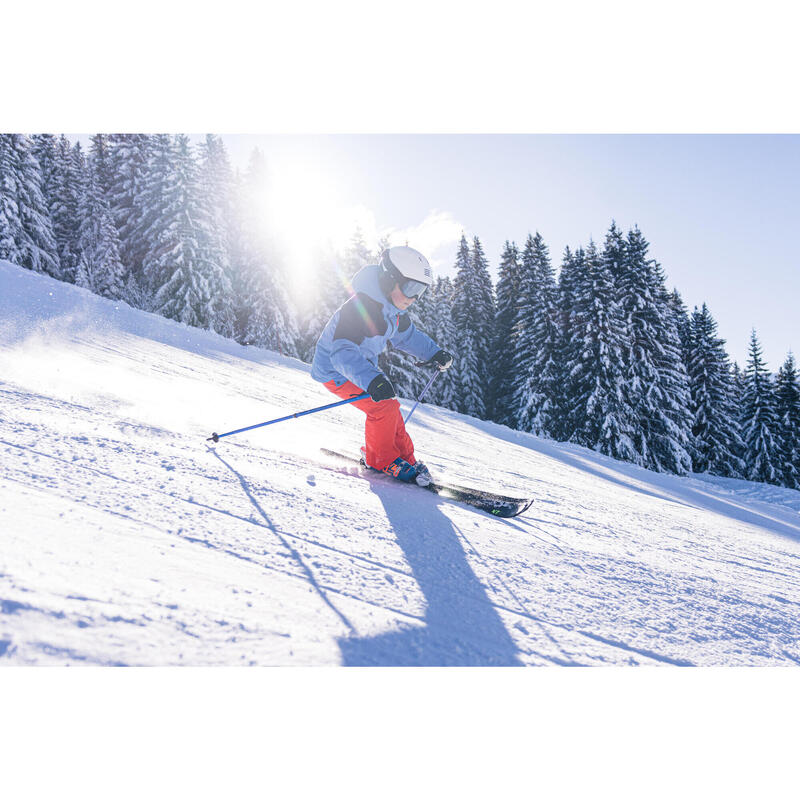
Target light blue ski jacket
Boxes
[311,265,440,390]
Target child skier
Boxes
[311,245,453,485]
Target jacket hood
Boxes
[351,265,407,315]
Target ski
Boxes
[320,448,533,519]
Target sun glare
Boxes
[256,157,372,294]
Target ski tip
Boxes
[207,432,219,443]
[489,498,534,519]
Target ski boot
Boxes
[360,447,422,484]
[381,457,420,482]
[412,460,432,487]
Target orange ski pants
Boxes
[323,379,416,471]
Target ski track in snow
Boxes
[2,260,800,666]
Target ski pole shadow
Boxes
[338,480,523,666]
[206,446,356,636]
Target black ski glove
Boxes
[430,349,454,371]
[367,374,396,402]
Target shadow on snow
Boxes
[338,479,523,667]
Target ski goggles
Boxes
[399,278,428,298]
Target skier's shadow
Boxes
[338,481,522,666]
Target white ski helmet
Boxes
[378,246,433,298]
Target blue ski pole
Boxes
[207,392,370,443]
[404,368,441,425]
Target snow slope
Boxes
[2,259,800,666]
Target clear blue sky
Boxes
[214,134,797,368]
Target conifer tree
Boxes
[775,353,800,489]
[618,226,692,474]
[491,241,521,426]
[450,234,495,418]
[75,161,125,299]
[551,246,580,441]
[139,135,214,327]
[89,134,112,196]
[30,134,59,223]
[561,240,637,461]
[107,134,151,282]
[450,235,480,415]
[0,134,60,276]
[514,232,560,437]
[48,136,85,283]
[668,288,692,369]
[427,277,459,410]
[138,135,179,292]
[740,330,781,484]
[471,236,496,361]
[195,134,236,338]
[227,167,253,341]
[731,361,746,407]
[687,303,745,477]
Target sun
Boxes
[254,155,371,294]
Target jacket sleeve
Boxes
[330,338,382,391]
[390,315,440,362]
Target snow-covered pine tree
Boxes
[562,239,637,461]
[731,361,745,407]
[740,330,781,484]
[31,134,58,185]
[427,276,459,410]
[450,235,480,415]
[687,303,745,477]
[107,134,151,283]
[89,134,112,196]
[241,253,301,357]
[48,136,86,283]
[602,223,641,464]
[551,246,580,441]
[30,134,59,226]
[618,226,692,474]
[514,232,560,437]
[75,159,125,299]
[490,241,521,426]
[451,234,495,418]
[139,135,215,327]
[774,352,800,489]
[138,135,178,292]
[0,134,60,277]
[471,236,496,367]
[227,166,253,342]
[195,134,236,338]
[668,288,693,369]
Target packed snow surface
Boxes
[2,260,800,666]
